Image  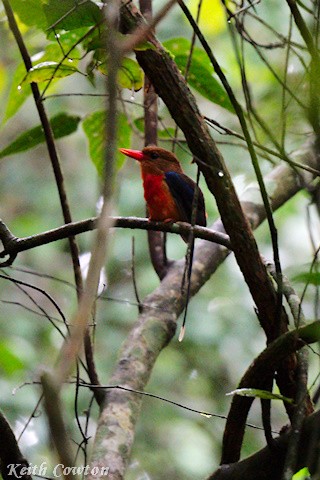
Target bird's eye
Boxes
[150,152,159,160]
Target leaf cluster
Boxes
[1,1,232,174]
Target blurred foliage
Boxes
[292,467,311,480]
[0,113,81,158]
[0,0,319,479]
[82,111,131,175]
[163,37,234,111]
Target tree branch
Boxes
[0,410,31,480]
[122,0,312,440]
[0,217,231,266]
[208,409,320,480]
[126,4,285,340]
[221,321,317,464]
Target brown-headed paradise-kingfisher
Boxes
[119,146,206,241]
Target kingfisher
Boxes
[119,146,206,240]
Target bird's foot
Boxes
[163,218,175,224]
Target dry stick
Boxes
[204,116,320,176]
[54,207,114,384]
[40,374,75,480]
[0,271,67,338]
[38,1,120,468]
[37,216,112,468]
[54,0,120,385]
[131,237,142,313]
[280,15,293,151]
[179,168,201,342]
[81,4,121,478]
[224,2,307,111]
[80,382,269,430]
[40,23,102,100]
[2,0,103,408]
[229,20,288,168]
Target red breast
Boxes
[141,171,181,222]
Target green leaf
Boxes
[226,388,294,404]
[3,42,80,125]
[44,0,103,31]
[21,61,80,86]
[118,58,143,91]
[45,31,83,62]
[292,467,311,480]
[0,342,24,375]
[82,111,131,176]
[95,56,143,91]
[163,38,234,112]
[0,113,81,159]
[10,0,48,29]
[83,26,107,52]
[134,40,157,51]
[299,321,320,344]
[2,63,32,124]
[294,271,320,286]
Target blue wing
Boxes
[164,171,206,227]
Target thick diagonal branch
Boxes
[120,0,306,433]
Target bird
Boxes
[119,146,206,241]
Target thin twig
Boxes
[131,237,143,312]
[79,382,276,433]
[205,117,320,176]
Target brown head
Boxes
[119,146,184,175]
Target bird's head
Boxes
[119,146,183,174]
